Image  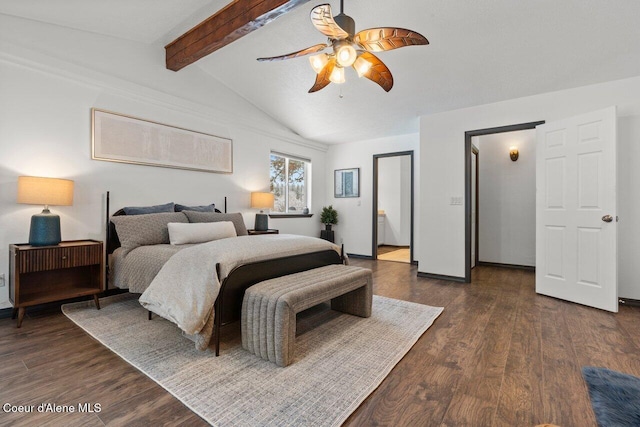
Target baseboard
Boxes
[104,288,128,297]
[619,298,640,307]
[417,272,466,283]
[478,261,535,271]
[347,253,374,260]
[0,307,13,319]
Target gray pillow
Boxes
[183,211,248,236]
[112,212,188,252]
[175,203,216,213]
[123,202,174,215]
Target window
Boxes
[270,152,311,214]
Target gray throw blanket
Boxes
[139,234,341,350]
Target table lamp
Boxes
[251,192,274,231]
[17,176,74,246]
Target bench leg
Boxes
[331,283,372,318]
[273,306,296,367]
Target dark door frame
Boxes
[372,150,415,263]
[464,121,544,282]
[471,144,479,268]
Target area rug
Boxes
[63,294,443,427]
[582,366,640,427]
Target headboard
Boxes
[104,191,227,286]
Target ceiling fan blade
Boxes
[257,44,329,62]
[354,28,429,52]
[310,4,349,40]
[309,58,336,93]
[357,52,394,92]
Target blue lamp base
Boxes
[29,210,61,246]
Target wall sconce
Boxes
[509,147,519,162]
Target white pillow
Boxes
[168,221,237,245]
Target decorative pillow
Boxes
[168,221,237,245]
[123,202,174,215]
[174,203,216,213]
[183,211,248,236]
[111,212,188,252]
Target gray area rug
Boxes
[582,366,640,427]
[63,294,443,427]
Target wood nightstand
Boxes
[9,240,104,327]
[247,229,279,235]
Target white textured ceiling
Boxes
[3,0,640,144]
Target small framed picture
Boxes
[334,168,360,198]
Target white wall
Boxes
[0,17,328,309]
[326,134,419,257]
[419,75,640,299]
[617,115,640,300]
[477,130,536,266]
[378,156,411,246]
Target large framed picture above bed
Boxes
[91,108,233,174]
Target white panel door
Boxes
[536,107,617,312]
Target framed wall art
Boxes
[334,168,359,198]
[91,108,233,173]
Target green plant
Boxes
[320,205,338,225]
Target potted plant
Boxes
[320,205,338,231]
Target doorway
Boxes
[464,121,544,282]
[372,151,414,263]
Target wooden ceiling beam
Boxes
[166,0,312,71]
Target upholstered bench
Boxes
[241,264,373,367]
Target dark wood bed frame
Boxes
[105,191,345,356]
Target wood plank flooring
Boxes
[1,261,639,426]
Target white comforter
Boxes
[139,234,341,350]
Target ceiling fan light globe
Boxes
[335,43,357,67]
[353,56,372,77]
[309,53,329,74]
[329,66,345,84]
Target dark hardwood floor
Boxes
[1,261,639,426]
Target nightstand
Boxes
[247,229,279,235]
[9,240,104,327]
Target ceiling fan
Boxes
[257,1,429,93]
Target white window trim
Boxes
[270,151,312,215]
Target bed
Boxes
[105,193,345,355]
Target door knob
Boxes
[602,215,613,223]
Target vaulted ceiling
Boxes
[3,0,640,144]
